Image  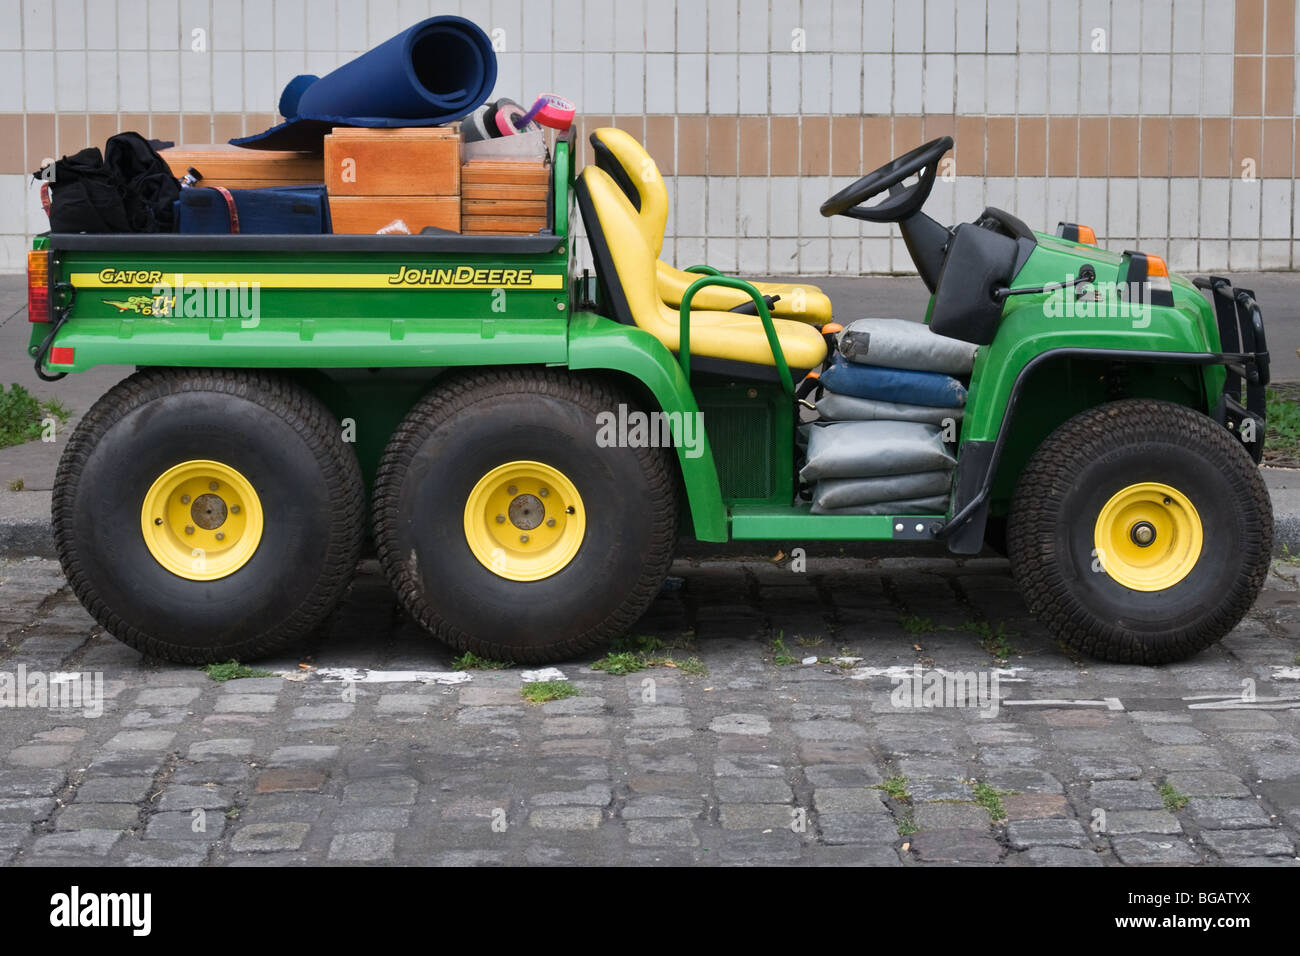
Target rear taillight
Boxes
[27,249,50,322]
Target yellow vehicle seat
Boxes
[575,164,827,375]
[588,127,834,325]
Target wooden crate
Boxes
[325,127,460,197]
[462,198,548,218]
[461,217,548,235]
[461,159,549,187]
[161,144,323,187]
[461,182,549,201]
[329,196,460,234]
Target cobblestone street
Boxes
[1,553,1298,867]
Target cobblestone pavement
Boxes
[1,553,1298,867]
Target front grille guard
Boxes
[1194,276,1270,463]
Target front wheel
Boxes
[1007,399,1272,664]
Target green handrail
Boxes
[678,274,795,396]
[684,264,722,276]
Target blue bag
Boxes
[175,185,332,234]
[819,354,967,408]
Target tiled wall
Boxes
[1,0,1297,274]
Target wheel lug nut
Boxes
[209,481,219,491]
[546,518,556,527]
[496,514,506,523]
[215,532,225,541]
[230,505,240,514]
[180,494,190,504]
[539,488,548,498]
[520,534,529,543]
[185,525,195,535]
[507,485,517,495]
[154,517,163,526]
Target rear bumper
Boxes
[1196,276,1270,464]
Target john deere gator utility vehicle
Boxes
[26,130,1272,666]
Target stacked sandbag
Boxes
[803,319,976,515]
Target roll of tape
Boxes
[461,105,493,143]
[494,98,537,136]
[534,94,576,131]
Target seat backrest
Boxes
[589,127,669,259]
[575,165,680,350]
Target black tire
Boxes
[53,368,364,663]
[1007,398,1272,664]
[373,368,679,663]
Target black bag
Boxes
[34,147,130,233]
[33,132,178,234]
[103,132,180,232]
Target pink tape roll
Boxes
[495,102,528,135]
[534,94,576,131]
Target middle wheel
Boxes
[373,369,680,662]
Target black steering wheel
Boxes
[820,136,953,223]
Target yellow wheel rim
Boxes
[140,459,264,581]
[463,460,586,582]
[1093,481,1203,592]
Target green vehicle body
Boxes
[29,135,1241,551]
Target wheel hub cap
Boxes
[140,459,264,581]
[463,461,585,582]
[1093,482,1202,591]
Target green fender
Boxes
[566,312,728,542]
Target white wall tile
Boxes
[954,54,984,112]
[24,0,53,48]
[1168,179,1199,236]
[1110,0,1141,53]
[830,53,860,114]
[707,0,738,52]
[862,0,893,52]
[738,178,768,236]
[553,45,585,108]
[1137,179,1169,239]
[1108,178,1138,236]
[551,0,583,52]
[212,51,243,111]
[893,0,924,52]
[1199,239,1228,270]
[180,49,211,111]
[1140,0,1172,52]
[737,237,767,273]
[925,0,955,52]
[582,51,613,111]
[24,50,54,109]
[707,177,737,236]
[955,0,986,53]
[1138,54,1170,113]
[802,0,833,51]
[1078,51,1108,113]
[768,53,800,113]
[524,51,555,102]
[1077,178,1107,237]
[0,0,21,50]
[1229,180,1260,238]
[117,49,149,110]
[770,178,800,235]
[1260,180,1291,238]
[644,53,675,112]
[831,0,863,51]
[677,2,706,52]
[615,0,648,52]
[54,0,85,49]
[862,54,891,112]
[984,54,1017,112]
[1259,240,1290,269]
[1018,0,1049,51]
[1170,54,1200,114]
[0,52,21,110]
[923,53,953,112]
[1199,55,1232,115]
[366,0,400,47]
[800,50,831,112]
[241,50,274,111]
[737,0,767,52]
[737,53,767,113]
[1228,240,1260,270]
[148,50,179,110]
[1049,0,1079,51]
[676,176,706,234]
[892,53,922,112]
[1017,54,1048,112]
[676,53,706,112]
[54,50,85,110]
[1170,0,1201,52]
[1108,54,1139,113]
[1199,180,1229,238]
[709,53,739,112]
[1047,54,1078,113]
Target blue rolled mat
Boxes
[819,354,967,408]
[232,16,497,151]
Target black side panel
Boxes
[928,222,1020,345]
[945,440,995,554]
[47,233,561,254]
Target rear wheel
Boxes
[373,368,679,663]
[1007,399,1272,664]
[53,368,364,663]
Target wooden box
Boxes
[161,144,323,188]
[329,196,460,234]
[324,127,460,197]
[461,160,549,234]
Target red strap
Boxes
[40,183,51,218]
[214,186,240,233]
